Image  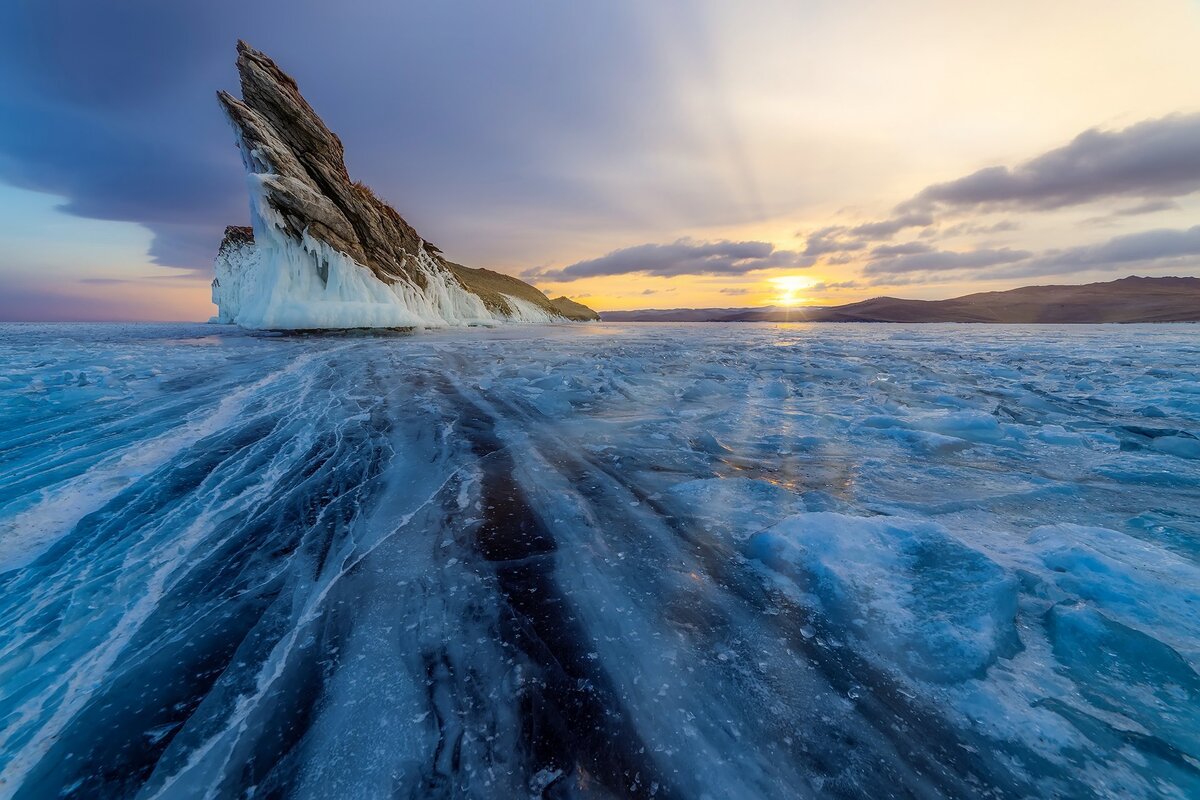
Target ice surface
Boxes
[664,477,805,539]
[0,321,1198,799]
[1028,523,1200,665]
[748,513,1020,683]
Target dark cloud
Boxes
[808,280,860,291]
[531,239,814,282]
[835,114,1200,267]
[870,242,934,257]
[1083,199,1180,228]
[719,287,750,295]
[863,225,1200,284]
[824,252,860,265]
[0,1,686,273]
[0,1,251,271]
[847,212,933,239]
[800,227,866,256]
[863,247,1032,276]
[898,113,1200,214]
[798,213,935,258]
[938,219,1020,237]
[992,225,1200,279]
[1114,199,1179,216]
[867,272,948,287]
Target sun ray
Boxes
[768,275,815,306]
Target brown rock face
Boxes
[218,41,433,287]
[220,225,254,249]
[215,41,598,323]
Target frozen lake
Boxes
[1,321,1197,798]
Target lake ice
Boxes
[0,321,1197,798]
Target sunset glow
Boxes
[769,276,816,306]
[1,1,1198,320]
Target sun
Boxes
[768,275,816,306]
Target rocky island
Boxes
[211,42,596,329]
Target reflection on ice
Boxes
[0,321,1197,798]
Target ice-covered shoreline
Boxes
[210,211,563,330]
[0,322,1197,798]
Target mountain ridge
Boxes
[600,276,1200,323]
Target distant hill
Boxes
[548,296,601,321]
[601,306,785,322]
[599,276,1200,323]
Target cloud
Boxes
[798,212,936,258]
[862,224,1200,283]
[531,238,814,282]
[898,113,1200,213]
[0,3,252,272]
[1083,198,1181,227]
[0,0,690,274]
[863,247,1032,276]
[992,224,1200,279]
[938,219,1020,237]
[808,280,861,291]
[870,242,934,257]
[846,212,933,239]
[800,227,865,256]
[804,113,1200,274]
[824,253,860,265]
[799,213,934,257]
[1114,199,1179,216]
[867,272,952,287]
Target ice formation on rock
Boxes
[211,42,593,329]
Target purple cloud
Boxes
[899,114,1200,213]
[863,247,1032,276]
[531,239,814,281]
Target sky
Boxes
[0,1,1199,320]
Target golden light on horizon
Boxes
[769,275,816,306]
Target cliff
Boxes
[211,41,595,329]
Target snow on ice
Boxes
[0,321,1197,798]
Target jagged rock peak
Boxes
[211,42,598,329]
[217,41,435,287]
